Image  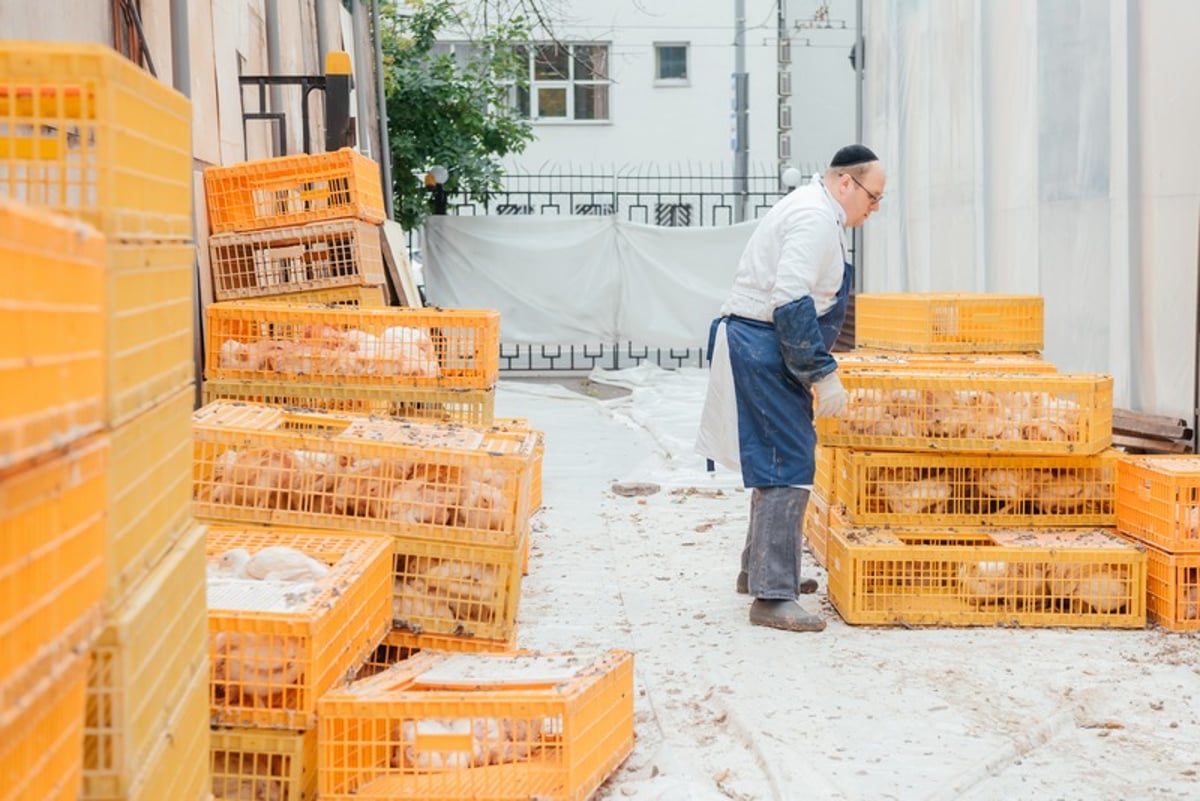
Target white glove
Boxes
[812,371,848,418]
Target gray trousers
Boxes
[740,486,810,600]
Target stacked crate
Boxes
[1116,457,1200,631]
[0,42,209,800]
[0,200,107,801]
[816,293,1146,627]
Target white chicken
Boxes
[379,325,441,377]
[212,632,303,702]
[216,546,329,582]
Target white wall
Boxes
[784,0,859,167]
[0,1,110,43]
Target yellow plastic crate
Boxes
[854,293,1044,353]
[813,443,837,497]
[204,148,385,234]
[206,525,393,730]
[208,218,387,301]
[818,371,1113,454]
[106,387,194,609]
[318,649,635,801]
[826,512,1146,628]
[357,628,521,681]
[1117,455,1200,553]
[211,727,318,801]
[0,42,192,240]
[255,283,389,307]
[110,661,211,801]
[0,198,105,469]
[837,350,1056,373]
[0,434,107,715]
[192,401,536,550]
[391,529,525,644]
[83,525,209,800]
[0,650,88,801]
[493,417,543,513]
[107,241,196,425]
[202,379,496,425]
[206,301,500,390]
[803,490,831,568]
[834,448,1119,527]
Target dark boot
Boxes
[737,571,817,595]
[749,599,826,632]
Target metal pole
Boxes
[371,0,394,219]
[350,0,373,158]
[853,0,865,288]
[733,0,749,222]
[315,0,332,63]
[1193,215,1199,452]
[265,0,285,155]
[169,0,201,410]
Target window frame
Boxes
[511,41,612,124]
[653,42,690,86]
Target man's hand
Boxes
[813,371,848,417]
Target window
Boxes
[430,41,482,66]
[655,43,689,83]
[511,43,611,122]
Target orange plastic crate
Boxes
[204,148,385,234]
[493,417,544,513]
[0,434,107,715]
[206,301,500,390]
[319,649,635,801]
[192,401,536,550]
[0,650,88,801]
[837,350,1056,373]
[826,512,1146,628]
[818,371,1113,454]
[834,448,1119,527]
[357,628,521,681]
[106,387,194,610]
[804,490,832,568]
[1117,455,1200,553]
[0,198,105,469]
[206,525,393,730]
[84,525,208,800]
[0,42,193,240]
[211,727,318,801]
[854,293,1044,353]
[202,379,496,425]
[255,283,389,307]
[391,530,525,644]
[1115,537,1199,632]
[208,218,387,301]
[813,443,837,497]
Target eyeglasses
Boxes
[846,173,883,206]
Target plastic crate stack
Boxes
[0,42,211,801]
[1115,457,1200,631]
[0,199,107,801]
[204,148,390,307]
[813,292,1147,628]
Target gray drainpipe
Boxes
[264,0,285,155]
[371,0,394,218]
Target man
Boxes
[696,144,886,632]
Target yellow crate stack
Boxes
[0,200,108,801]
[817,292,1145,627]
[1115,456,1200,631]
[0,41,209,801]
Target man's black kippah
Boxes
[830,144,878,168]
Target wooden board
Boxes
[381,220,421,307]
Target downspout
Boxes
[315,0,332,63]
[350,0,373,157]
[371,0,394,218]
[265,0,285,154]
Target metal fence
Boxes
[425,164,836,373]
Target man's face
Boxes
[843,163,886,228]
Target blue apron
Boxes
[707,261,853,488]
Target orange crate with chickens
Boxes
[210,727,318,801]
[854,292,1044,353]
[1117,455,1200,553]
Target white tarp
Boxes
[423,215,758,348]
[862,0,1200,419]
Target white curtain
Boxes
[862,0,1200,419]
[423,215,758,347]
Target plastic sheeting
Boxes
[423,215,758,348]
[861,0,1200,419]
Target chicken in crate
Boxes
[192,401,537,550]
[318,650,634,801]
[205,302,500,389]
[205,526,393,730]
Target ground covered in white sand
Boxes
[496,366,1200,801]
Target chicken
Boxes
[211,751,283,801]
[423,560,501,621]
[392,578,457,632]
[331,459,410,517]
[457,480,508,530]
[379,325,441,377]
[242,545,329,581]
[879,474,952,515]
[1069,565,1130,613]
[212,632,303,701]
[382,463,464,525]
[976,468,1033,502]
[1033,470,1103,514]
[958,561,1046,605]
[209,448,300,510]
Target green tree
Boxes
[380,0,535,230]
